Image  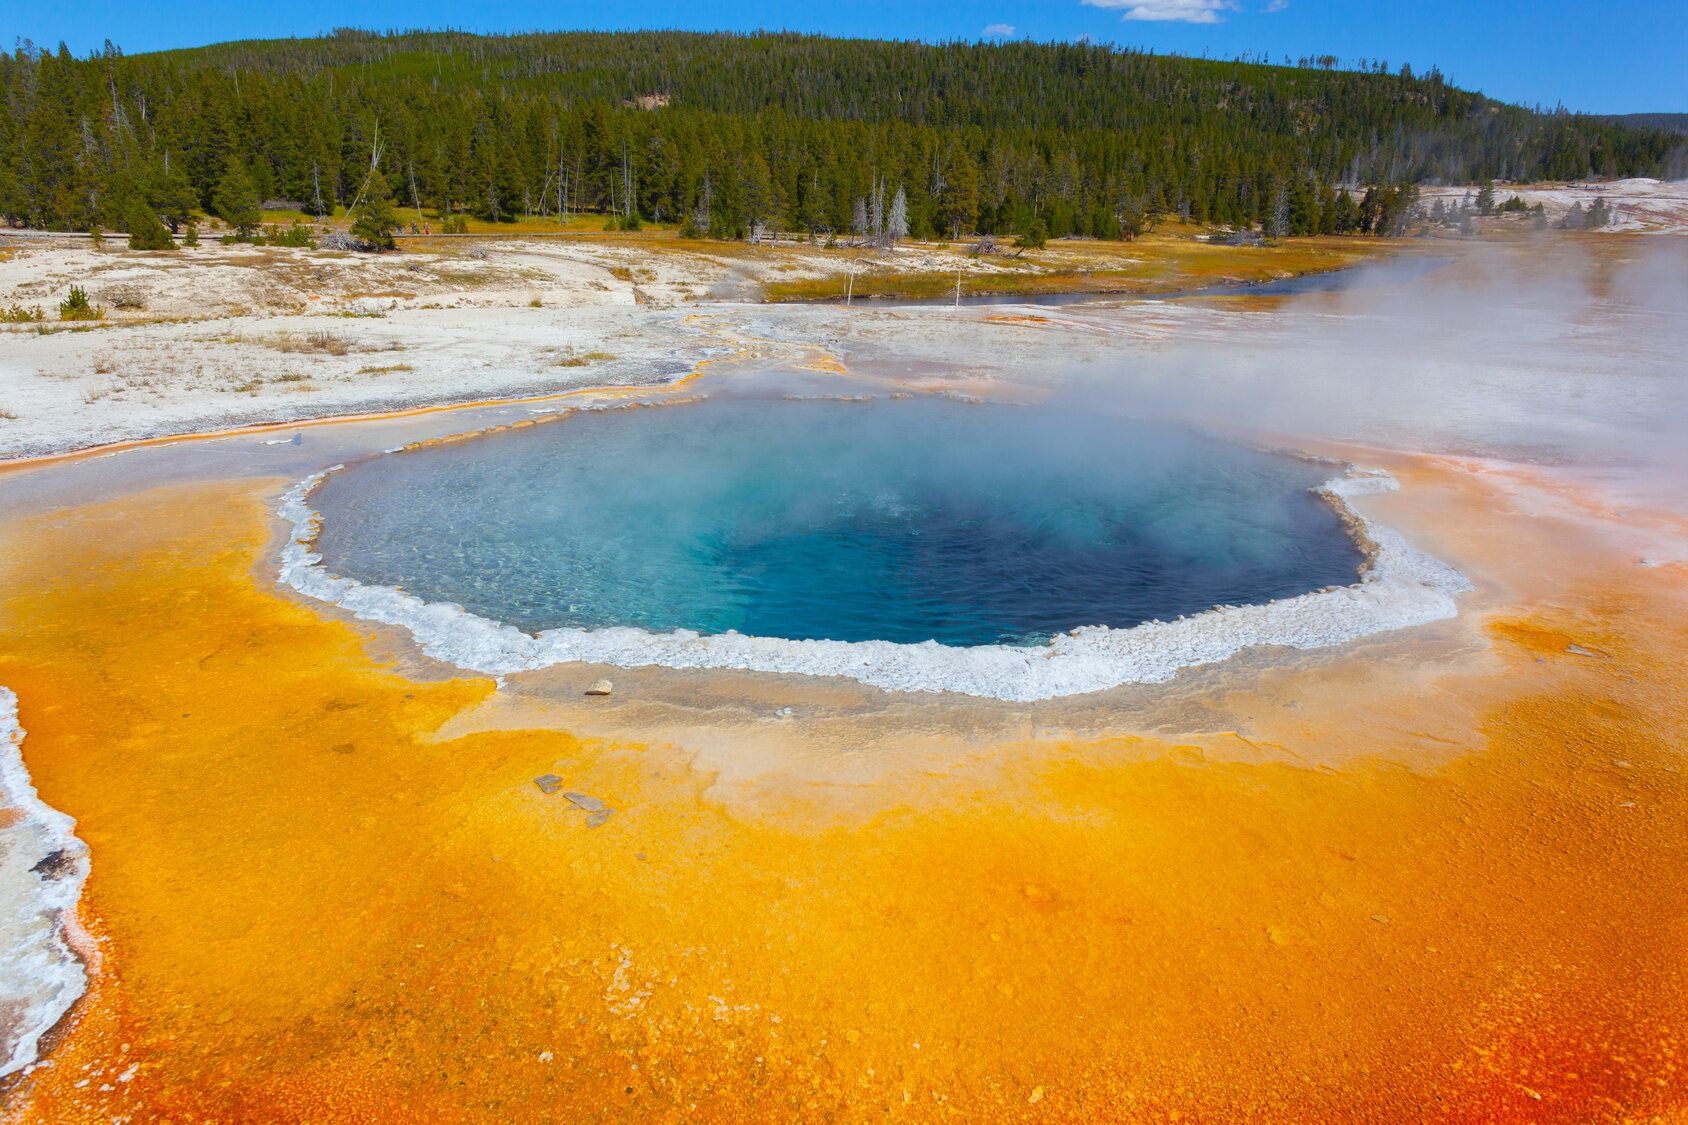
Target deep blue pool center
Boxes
[310,396,1364,647]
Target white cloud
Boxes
[1082,0,1238,23]
[983,22,1017,35]
[1265,0,1288,11]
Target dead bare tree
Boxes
[342,122,385,227]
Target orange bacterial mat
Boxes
[1,473,1684,1124]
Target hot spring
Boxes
[307,396,1367,652]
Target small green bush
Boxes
[2,304,44,323]
[1013,222,1049,250]
[270,223,315,248]
[441,215,468,235]
[58,286,103,321]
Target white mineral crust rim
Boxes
[278,466,1471,702]
[0,686,92,1078]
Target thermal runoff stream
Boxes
[310,396,1364,647]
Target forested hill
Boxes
[2,29,1679,241]
[1598,113,1688,136]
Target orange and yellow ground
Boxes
[0,456,1684,1123]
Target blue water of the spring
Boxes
[310,397,1364,647]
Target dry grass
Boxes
[270,330,350,355]
[356,364,414,375]
[764,231,1398,302]
[549,350,617,367]
[432,271,496,287]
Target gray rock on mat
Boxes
[563,791,607,812]
[585,680,614,696]
[585,809,615,829]
[534,774,565,794]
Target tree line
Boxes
[1,30,1678,242]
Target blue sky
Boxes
[8,0,1684,114]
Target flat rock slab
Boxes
[533,774,565,794]
[585,809,615,829]
[563,791,608,812]
[585,680,614,696]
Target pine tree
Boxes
[126,200,176,250]
[213,158,261,237]
[148,155,199,232]
[1332,189,1359,234]
[1357,187,1379,234]
[350,168,399,249]
[939,148,979,240]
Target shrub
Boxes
[679,215,704,240]
[2,304,44,322]
[1013,222,1049,250]
[59,286,103,321]
[441,215,468,234]
[183,222,200,246]
[270,223,315,248]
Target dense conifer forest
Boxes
[1,29,1679,241]
[1599,113,1688,136]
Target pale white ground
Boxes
[0,232,1153,459]
[1419,177,1688,233]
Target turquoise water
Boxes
[310,397,1363,647]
